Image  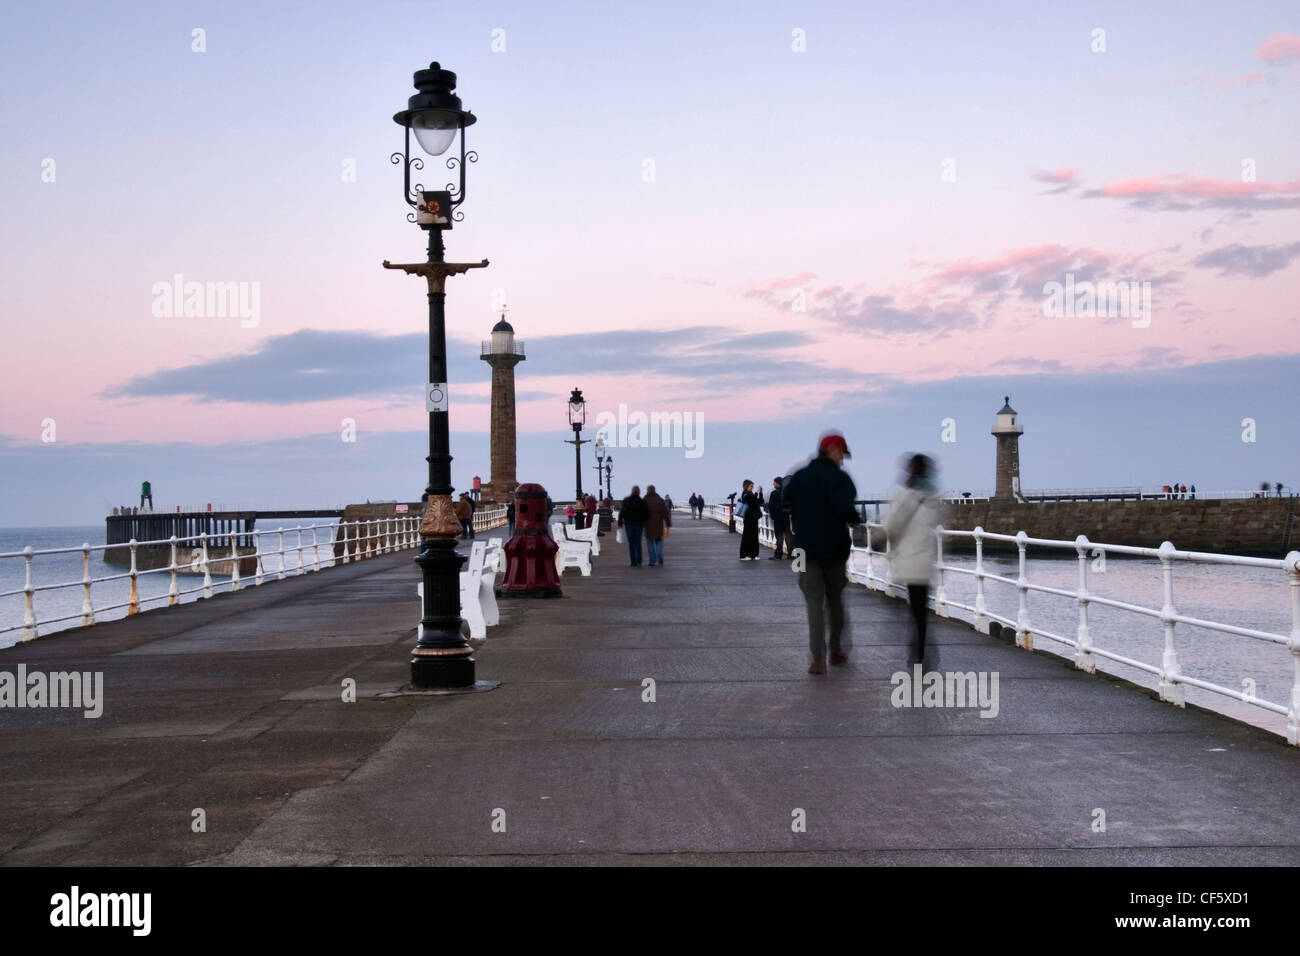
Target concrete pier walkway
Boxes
[1,519,1296,866]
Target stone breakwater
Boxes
[935,496,1296,556]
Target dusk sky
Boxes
[1,1,1297,525]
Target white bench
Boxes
[550,522,592,576]
[566,518,601,556]
[417,539,500,641]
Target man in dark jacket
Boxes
[617,486,648,567]
[766,475,793,560]
[642,485,671,567]
[784,433,860,674]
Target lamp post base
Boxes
[410,648,476,688]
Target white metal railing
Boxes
[1,517,423,643]
[471,504,509,533]
[846,523,1300,746]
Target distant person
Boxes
[1189,484,1196,500]
[887,454,944,668]
[455,493,473,539]
[1162,484,1171,499]
[1277,482,1284,498]
[738,480,764,560]
[695,493,705,519]
[664,493,674,514]
[506,500,516,536]
[1260,481,1269,499]
[140,480,153,510]
[643,485,671,567]
[1179,484,1187,499]
[766,475,792,560]
[785,432,860,674]
[617,485,648,567]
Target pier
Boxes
[2,519,1296,865]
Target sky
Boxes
[1,0,1297,525]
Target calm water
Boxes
[0,523,343,648]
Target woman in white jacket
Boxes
[886,455,943,665]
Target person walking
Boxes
[738,480,764,560]
[1188,483,1196,501]
[785,433,860,673]
[584,493,598,530]
[643,485,671,567]
[506,499,516,537]
[664,493,674,514]
[617,485,648,567]
[886,454,944,668]
[140,480,153,511]
[454,493,473,539]
[766,475,792,560]
[688,492,698,517]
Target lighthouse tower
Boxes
[480,313,525,501]
[992,396,1025,501]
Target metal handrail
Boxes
[847,522,1300,745]
[1,517,425,642]
[701,504,1300,745]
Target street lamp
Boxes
[383,61,489,690]
[604,455,614,499]
[565,388,588,529]
[593,436,606,500]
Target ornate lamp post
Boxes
[604,455,614,498]
[565,388,589,529]
[382,61,488,690]
[593,436,606,500]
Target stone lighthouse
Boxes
[479,313,525,502]
[992,396,1025,501]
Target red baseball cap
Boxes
[818,432,851,458]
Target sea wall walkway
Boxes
[1,520,1296,865]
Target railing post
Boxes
[1285,550,1300,746]
[384,518,392,554]
[254,530,264,586]
[128,538,141,615]
[934,526,948,617]
[883,532,894,595]
[1074,535,1095,672]
[1158,540,1185,706]
[229,535,241,592]
[277,530,287,581]
[973,527,988,633]
[296,528,305,574]
[200,532,213,599]
[1015,530,1031,650]
[81,542,97,624]
[312,525,321,571]
[21,546,37,641]
[864,525,874,586]
[167,536,179,607]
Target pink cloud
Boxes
[1254,33,1300,62]
[1084,173,1300,211]
[1028,166,1079,185]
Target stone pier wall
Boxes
[936,496,1296,556]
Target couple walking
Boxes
[788,433,942,674]
[616,485,671,567]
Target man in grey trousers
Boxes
[783,432,860,674]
